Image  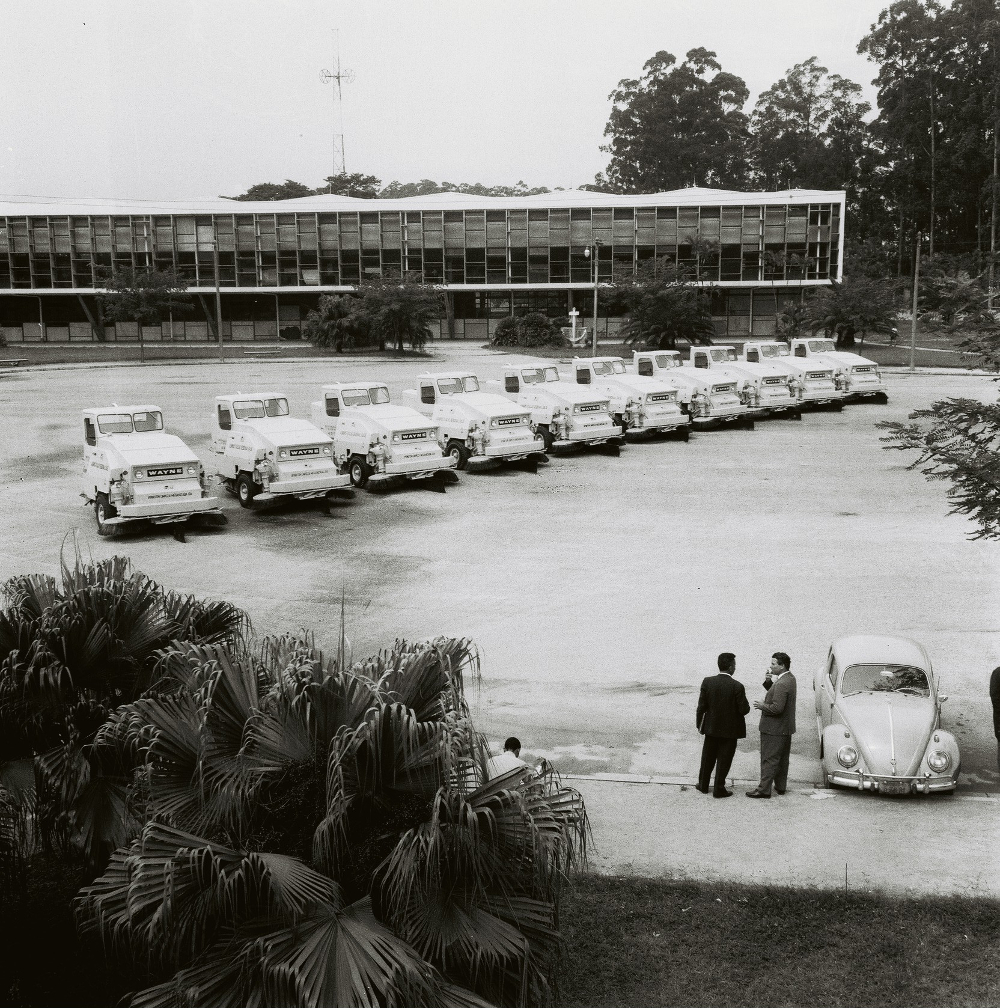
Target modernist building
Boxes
[0,187,844,344]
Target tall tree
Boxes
[96,266,191,363]
[601,48,750,193]
[750,58,873,200]
[858,0,1000,258]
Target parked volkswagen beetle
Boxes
[815,635,959,794]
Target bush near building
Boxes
[492,311,567,348]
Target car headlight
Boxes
[134,470,144,480]
[837,745,859,768]
[927,750,951,773]
[323,445,332,455]
[187,466,196,475]
[392,434,400,443]
[279,449,288,459]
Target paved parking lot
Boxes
[2,346,999,795]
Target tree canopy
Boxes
[96,265,190,329]
[600,48,750,192]
[750,58,873,199]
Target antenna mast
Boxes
[320,30,354,193]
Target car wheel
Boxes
[95,493,117,536]
[237,473,258,508]
[832,401,844,412]
[447,441,471,471]
[536,426,555,452]
[743,417,755,430]
[677,425,690,442]
[875,391,889,404]
[349,458,372,488]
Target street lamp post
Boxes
[568,308,579,346]
[583,241,603,357]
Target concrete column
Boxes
[445,291,455,340]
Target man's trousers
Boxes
[757,732,792,795]
[698,735,738,795]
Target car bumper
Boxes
[114,495,223,524]
[381,455,458,477]
[846,379,886,398]
[267,473,351,496]
[628,414,688,434]
[827,771,957,794]
[478,438,546,461]
[756,394,797,412]
[692,405,748,426]
[799,386,843,403]
[559,423,625,446]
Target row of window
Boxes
[0,204,841,256]
[0,240,838,289]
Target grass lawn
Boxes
[558,875,1000,1008]
[0,342,434,366]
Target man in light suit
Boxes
[695,652,751,798]
[746,652,796,798]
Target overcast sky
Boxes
[2,0,892,203]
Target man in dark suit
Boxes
[990,666,1000,775]
[695,652,751,798]
[747,652,796,798]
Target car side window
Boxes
[505,375,519,393]
[746,350,759,363]
[694,354,708,368]
[325,396,340,417]
[576,369,591,385]
[84,418,96,446]
[218,406,232,431]
[828,656,839,688]
[794,345,806,357]
[420,385,435,405]
[638,359,653,376]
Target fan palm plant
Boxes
[0,551,248,868]
[78,635,587,1008]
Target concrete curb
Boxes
[560,771,1000,801]
[880,366,995,377]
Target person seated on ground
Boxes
[487,736,530,780]
[486,736,551,780]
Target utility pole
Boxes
[909,233,921,374]
[213,234,225,363]
[320,31,354,191]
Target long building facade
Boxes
[0,187,844,344]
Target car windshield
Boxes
[593,361,625,376]
[342,389,372,406]
[438,376,480,394]
[132,410,163,432]
[759,345,784,358]
[369,386,390,403]
[521,368,545,384]
[840,664,931,697]
[654,354,679,368]
[97,412,135,434]
[233,400,265,419]
[712,349,738,363]
[808,340,837,352]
